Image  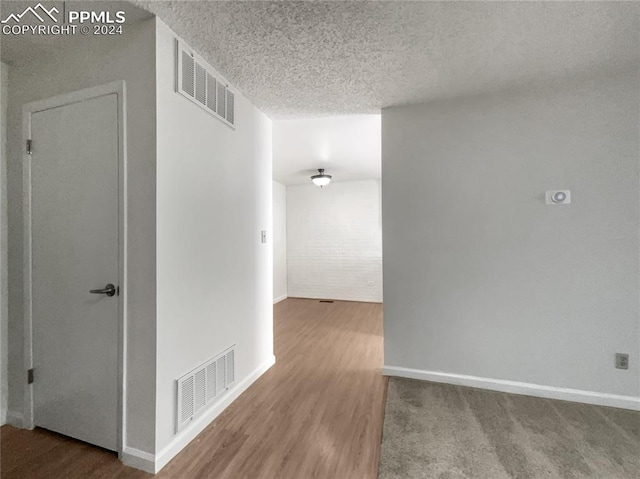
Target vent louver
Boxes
[181,51,195,98]
[177,39,235,128]
[194,369,206,412]
[206,361,217,403]
[180,376,195,424]
[216,356,226,397]
[206,72,217,113]
[226,91,235,125]
[194,62,206,105]
[176,345,236,433]
[216,79,226,119]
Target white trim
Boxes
[382,365,640,411]
[21,104,32,429]
[153,355,276,473]
[121,447,156,474]
[22,81,127,452]
[0,62,8,432]
[7,410,24,428]
[273,295,287,304]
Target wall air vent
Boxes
[226,91,235,125]
[176,39,236,129]
[181,50,195,98]
[175,345,236,433]
[205,72,217,113]
[216,79,226,119]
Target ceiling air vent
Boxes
[175,345,237,433]
[176,39,235,129]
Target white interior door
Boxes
[30,93,119,451]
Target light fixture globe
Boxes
[311,168,332,187]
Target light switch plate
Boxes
[261,230,267,243]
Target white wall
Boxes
[273,182,287,303]
[1,61,9,426]
[5,20,157,452]
[382,70,640,404]
[155,19,274,464]
[287,180,383,303]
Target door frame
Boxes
[21,80,127,454]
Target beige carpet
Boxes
[378,378,640,479]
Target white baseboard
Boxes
[287,295,383,304]
[382,365,640,411]
[6,410,23,427]
[273,295,287,304]
[152,354,276,473]
[121,447,156,474]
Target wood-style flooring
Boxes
[1,298,386,479]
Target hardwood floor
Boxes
[1,298,387,479]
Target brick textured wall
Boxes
[287,179,382,302]
[273,181,287,302]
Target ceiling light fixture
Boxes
[311,168,332,188]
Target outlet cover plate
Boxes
[615,353,629,370]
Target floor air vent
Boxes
[176,345,236,433]
[176,39,235,128]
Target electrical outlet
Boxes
[615,353,629,370]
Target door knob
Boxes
[89,284,116,297]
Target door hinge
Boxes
[27,368,34,384]
[26,139,33,155]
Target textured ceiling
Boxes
[135,0,639,119]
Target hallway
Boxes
[1,299,386,478]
